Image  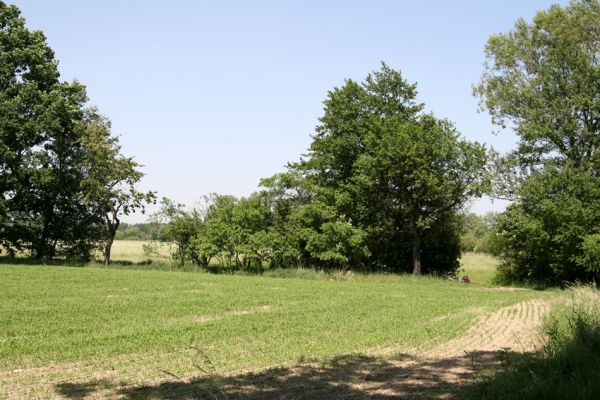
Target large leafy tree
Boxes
[356,114,487,274]
[476,0,600,284]
[494,167,600,283]
[152,66,486,275]
[0,2,103,258]
[300,64,487,274]
[0,2,152,260]
[475,0,600,170]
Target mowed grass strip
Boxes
[0,264,547,377]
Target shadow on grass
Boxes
[52,351,525,400]
[0,255,88,267]
[55,379,113,399]
[0,255,174,269]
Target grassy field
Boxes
[0,251,556,399]
[103,240,171,263]
[459,251,500,285]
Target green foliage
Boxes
[0,2,102,259]
[494,167,600,284]
[304,216,370,266]
[578,234,600,273]
[460,212,499,253]
[476,0,600,285]
[150,65,485,275]
[114,223,154,240]
[149,194,292,269]
[79,108,156,264]
[298,63,487,274]
[475,0,600,169]
[148,198,205,266]
[0,2,153,262]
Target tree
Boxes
[493,166,600,283]
[0,2,103,259]
[259,172,312,268]
[299,63,487,274]
[474,0,600,169]
[146,198,206,266]
[80,110,155,265]
[356,114,487,274]
[142,65,485,275]
[476,0,600,284]
[460,212,499,253]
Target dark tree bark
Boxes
[103,212,119,265]
[412,233,422,276]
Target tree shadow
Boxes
[0,255,89,267]
[53,350,529,400]
[54,379,112,399]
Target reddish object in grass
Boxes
[460,275,471,283]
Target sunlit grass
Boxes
[103,239,171,263]
[460,252,499,286]
[0,263,544,376]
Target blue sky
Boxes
[11,0,567,221]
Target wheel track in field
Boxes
[341,298,557,399]
[424,298,552,358]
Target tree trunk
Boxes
[103,233,114,265]
[34,218,52,259]
[103,216,119,266]
[412,233,422,276]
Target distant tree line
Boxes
[115,223,155,241]
[460,213,498,254]
[0,2,154,264]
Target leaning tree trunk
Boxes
[103,215,119,265]
[412,233,422,276]
[103,235,114,265]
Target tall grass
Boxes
[469,285,600,399]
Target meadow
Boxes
[0,242,559,399]
[104,239,171,264]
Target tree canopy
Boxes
[475,0,600,170]
[297,64,487,274]
[0,1,153,261]
[80,109,155,264]
[477,0,600,284]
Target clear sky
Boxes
[11,0,567,222]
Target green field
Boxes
[0,251,555,399]
[103,240,171,263]
[458,251,500,285]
